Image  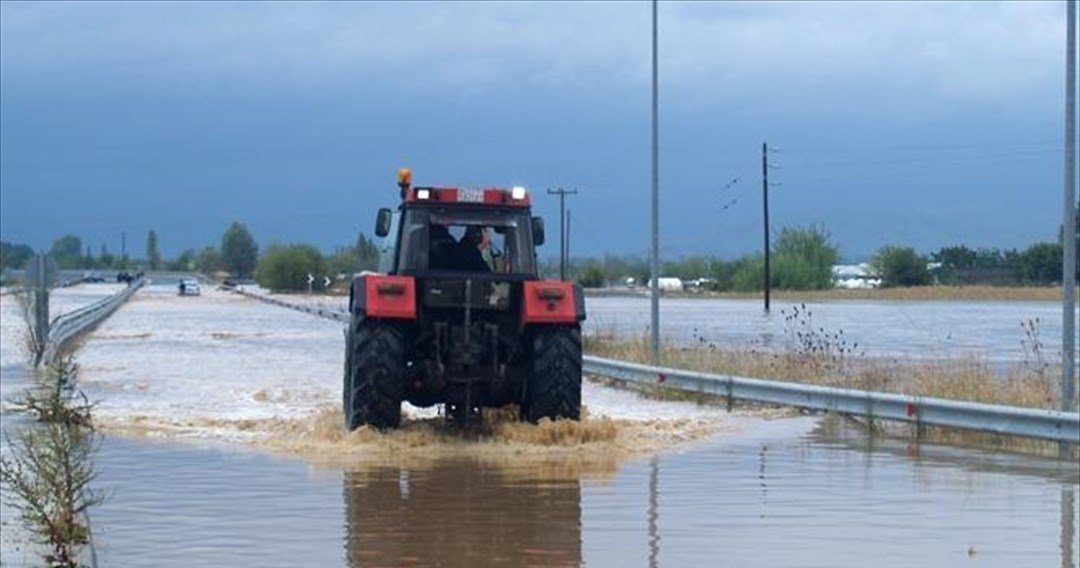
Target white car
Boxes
[178,278,201,296]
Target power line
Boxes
[783,154,1060,186]
[781,148,1061,171]
[778,139,1058,156]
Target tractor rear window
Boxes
[397,209,535,275]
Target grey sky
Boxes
[0,1,1071,260]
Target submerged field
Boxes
[589,285,1073,302]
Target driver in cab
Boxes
[455,226,494,273]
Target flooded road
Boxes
[77,417,1079,567]
[1,285,1077,567]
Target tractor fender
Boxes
[521,281,586,325]
[349,275,418,320]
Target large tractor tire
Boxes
[345,320,406,430]
[523,325,582,423]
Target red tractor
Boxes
[344,169,585,429]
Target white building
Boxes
[832,263,881,289]
[648,277,684,292]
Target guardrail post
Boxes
[725,377,734,413]
[32,254,50,367]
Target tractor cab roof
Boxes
[395,168,532,208]
[403,186,532,208]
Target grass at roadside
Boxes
[585,335,1061,408]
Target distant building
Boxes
[832,263,881,289]
[684,278,716,290]
[648,277,684,292]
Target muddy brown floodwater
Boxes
[52,414,1078,568]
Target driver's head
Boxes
[463,225,484,246]
[430,224,452,242]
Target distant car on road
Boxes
[178,278,201,296]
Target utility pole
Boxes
[547,188,578,280]
[1062,0,1077,433]
[650,0,661,365]
[121,231,127,267]
[565,208,572,280]
[762,142,771,313]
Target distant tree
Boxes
[328,233,381,276]
[256,243,327,291]
[326,246,358,277]
[871,245,930,287]
[83,246,95,269]
[49,235,83,268]
[931,245,979,270]
[221,222,258,278]
[166,248,196,271]
[0,241,35,270]
[576,262,606,288]
[731,257,764,291]
[146,230,161,271]
[771,225,838,290]
[195,247,222,274]
[356,233,379,270]
[98,244,115,270]
[707,258,740,291]
[1018,242,1063,285]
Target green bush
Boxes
[221,221,259,278]
[0,241,34,270]
[256,243,327,291]
[725,227,838,292]
[871,245,930,287]
[731,257,764,291]
[49,235,83,269]
[1018,242,1063,285]
[195,247,222,274]
[771,226,838,290]
[576,262,606,288]
[327,233,380,276]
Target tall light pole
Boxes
[650,0,661,365]
[1062,0,1077,428]
[762,142,772,313]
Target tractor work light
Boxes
[417,189,431,200]
[511,186,527,200]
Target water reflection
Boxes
[1064,487,1077,568]
[342,460,582,567]
[648,456,659,568]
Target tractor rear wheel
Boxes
[345,320,405,430]
[523,325,582,423]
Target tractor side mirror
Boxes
[532,217,545,246]
[375,208,393,237]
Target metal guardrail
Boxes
[41,279,145,365]
[224,285,1080,444]
[227,285,349,323]
[584,356,1080,444]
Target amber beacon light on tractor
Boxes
[343,169,586,429]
